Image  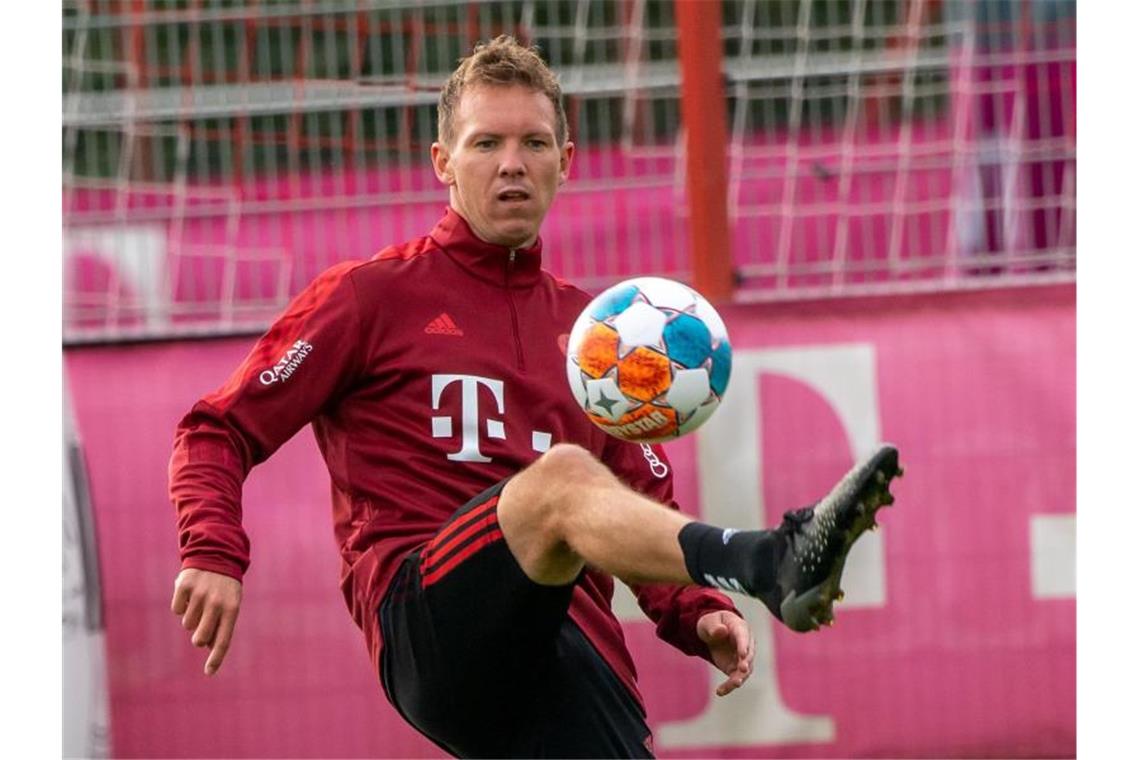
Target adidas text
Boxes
[424,313,464,336]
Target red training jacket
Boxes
[169,207,740,708]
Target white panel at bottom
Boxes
[1031,514,1076,598]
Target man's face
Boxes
[431,84,574,249]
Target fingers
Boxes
[170,570,242,676]
[714,655,748,696]
[715,658,752,696]
[171,576,191,615]
[732,618,750,660]
[191,603,221,648]
[187,596,238,675]
[715,616,756,697]
[181,593,205,632]
[716,665,747,697]
[205,610,237,677]
[699,611,757,697]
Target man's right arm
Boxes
[168,261,366,675]
[167,400,259,676]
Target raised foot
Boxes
[777,444,903,633]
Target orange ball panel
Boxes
[616,346,672,402]
[576,322,620,379]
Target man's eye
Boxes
[475,139,495,149]
[528,139,548,149]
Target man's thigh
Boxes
[378,479,576,756]
[523,621,655,758]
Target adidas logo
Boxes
[424,313,464,336]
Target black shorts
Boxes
[378,479,653,758]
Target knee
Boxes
[498,444,610,584]
[507,444,611,528]
[533,443,611,492]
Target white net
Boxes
[62,0,1075,342]
[724,0,1075,299]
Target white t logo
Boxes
[430,374,506,462]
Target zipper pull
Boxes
[506,248,517,284]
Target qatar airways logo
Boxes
[259,340,313,385]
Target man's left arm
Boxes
[603,438,756,696]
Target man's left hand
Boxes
[697,610,755,697]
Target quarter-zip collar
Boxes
[429,207,544,288]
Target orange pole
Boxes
[675,0,734,302]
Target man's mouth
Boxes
[497,189,531,202]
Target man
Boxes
[169,36,901,757]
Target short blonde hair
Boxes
[437,35,568,147]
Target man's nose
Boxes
[498,143,527,177]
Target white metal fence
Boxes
[62,0,1076,342]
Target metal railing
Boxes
[63,0,1076,343]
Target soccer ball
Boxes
[565,277,732,443]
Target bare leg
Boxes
[497,443,694,586]
[497,441,904,634]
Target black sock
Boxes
[678,522,780,595]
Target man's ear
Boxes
[558,141,575,186]
[431,142,455,186]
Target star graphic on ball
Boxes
[593,388,620,417]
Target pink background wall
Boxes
[64,284,1075,758]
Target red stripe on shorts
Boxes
[421,527,504,588]
[421,510,499,575]
[420,494,500,574]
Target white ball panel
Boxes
[677,398,721,436]
[585,377,635,422]
[665,368,711,416]
[629,276,696,312]
[566,361,589,408]
[612,301,667,348]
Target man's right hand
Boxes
[171,568,243,676]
